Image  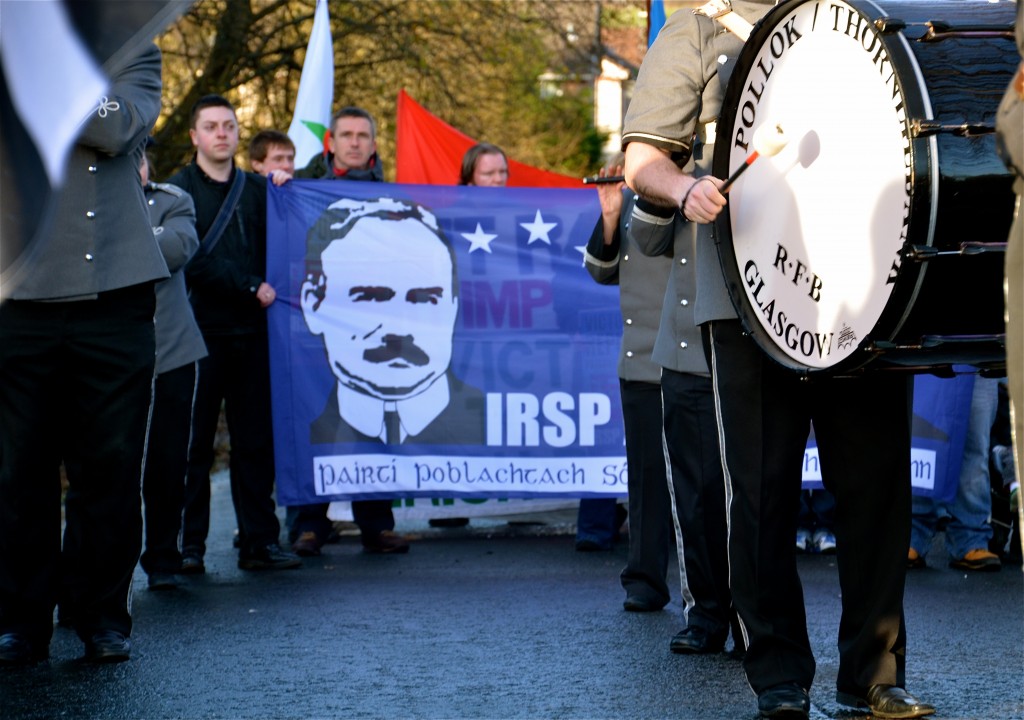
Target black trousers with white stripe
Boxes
[660,369,731,635]
[618,379,673,606]
[140,361,198,576]
[706,320,911,697]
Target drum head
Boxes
[714,0,933,373]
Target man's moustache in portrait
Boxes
[363,333,430,367]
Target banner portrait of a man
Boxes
[268,181,624,507]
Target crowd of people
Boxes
[2,9,1023,720]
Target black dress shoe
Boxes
[0,633,47,666]
[83,630,131,663]
[179,549,205,575]
[623,595,665,612]
[669,625,726,654]
[147,572,178,591]
[836,684,935,719]
[757,682,810,719]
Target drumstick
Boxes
[720,122,789,193]
[582,175,625,185]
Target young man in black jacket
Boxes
[168,95,299,573]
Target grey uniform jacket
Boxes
[622,1,777,328]
[146,181,208,375]
[5,43,168,301]
[583,189,673,383]
[629,198,709,376]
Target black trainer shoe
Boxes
[238,543,302,570]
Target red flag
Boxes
[395,89,582,188]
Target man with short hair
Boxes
[290,107,407,556]
[249,129,295,177]
[295,106,383,181]
[167,94,299,573]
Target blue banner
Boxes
[267,181,620,506]
[800,374,973,500]
[268,181,974,508]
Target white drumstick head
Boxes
[753,122,789,157]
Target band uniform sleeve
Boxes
[630,196,678,259]
[152,186,199,274]
[76,43,162,157]
[620,9,708,165]
[583,213,621,286]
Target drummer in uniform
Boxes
[623,2,934,718]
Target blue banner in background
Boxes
[267,181,618,506]
[267,181,975,508]
[800,374,974,500]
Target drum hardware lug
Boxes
[903,244,939,261]
[874,17,906,34]
[910,120,994,138]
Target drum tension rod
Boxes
[911,120,994,137]
[904,242,1007,261]
[920,21,1015,42]
[871,334,1006,351]
[873,17,1014,41]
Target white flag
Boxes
[288,0,334,168]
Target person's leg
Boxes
[709,321,815,692]
[140,362,197,579]
[353,500,408,553]
[60,285,156,643]
[662,369,730,640]
[291,503,333,555]
[1006,204,1023,516]
[0,300,66,659]
[352,500,396,536]
[909,494,938,563]
[946,376,1000,563]
[807,487,837,554]
[181,345,225,560]
[619,380,672,608]
[575,498,619,551]
[813,372,911,698]
[223,334,280,553]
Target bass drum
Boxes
[713,0,1017,374]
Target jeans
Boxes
[911,376,999,559]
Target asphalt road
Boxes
[3,477,1022,720]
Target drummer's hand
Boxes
[682,175,726,225]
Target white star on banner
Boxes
[520,209,558,245]
[574,244,588,263]
[461,223,498,253]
